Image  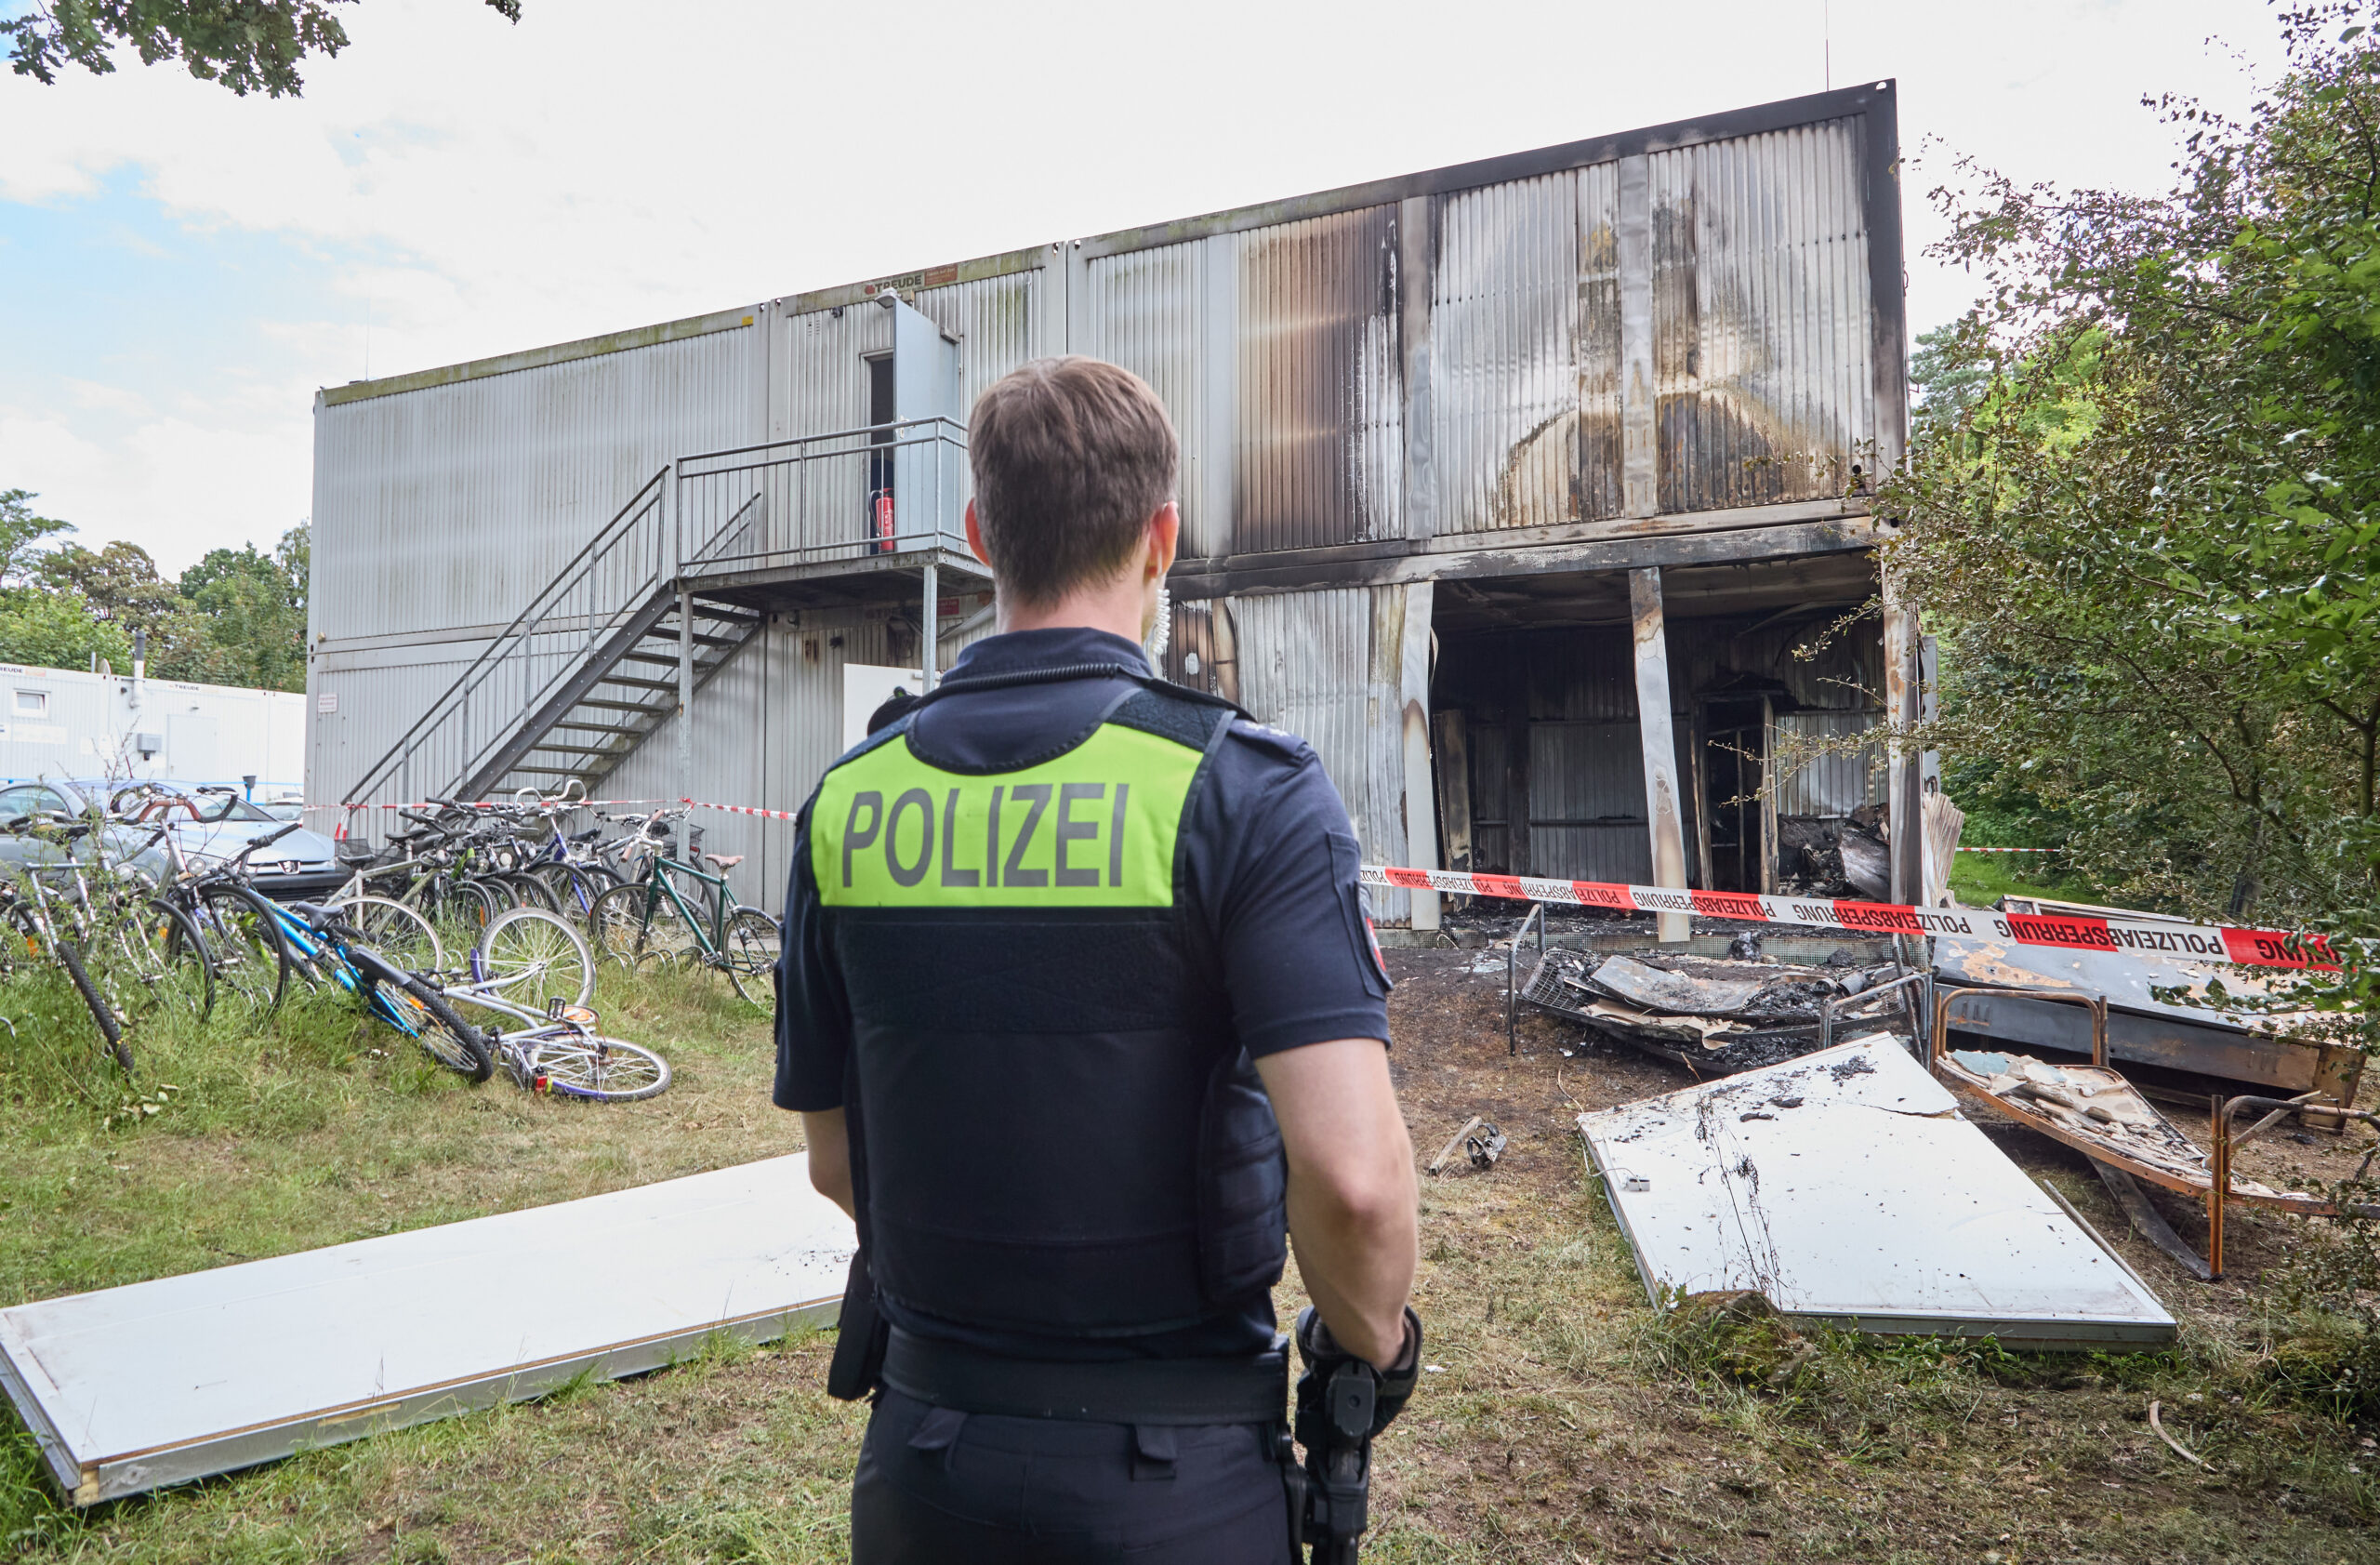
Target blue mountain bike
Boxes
[262,899,494,1081]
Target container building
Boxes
[0,662,304,795]
[311,82,1916,928]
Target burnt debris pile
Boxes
[1521,947,1916,1074]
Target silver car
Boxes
[75,780,344,901]
[0,779,176,885]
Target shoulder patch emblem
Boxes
[1363,915,1391,987]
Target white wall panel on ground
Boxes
[1229,585,1415,922]
[1431,171,1585,534]
[1649,120,1873,512]
[312,324,759,648]
[1236,207,1402,551]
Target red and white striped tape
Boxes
[680,798,801,823]
[1956,846,2059,855]
[1361,864,2346,973]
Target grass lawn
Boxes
[1,942,2375,1562]
[1946,850,2095,910]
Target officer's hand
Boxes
[1295,1305,1424,1438]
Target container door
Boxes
[891,300,963,549]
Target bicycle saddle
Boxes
[284,901,337,931]
[701,853,745,869]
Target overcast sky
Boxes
[0,0,2291,574]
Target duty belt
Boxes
[880,1328,1289,1426]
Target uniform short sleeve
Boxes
[1196,723,1393,1058]
[774,807,853,1111]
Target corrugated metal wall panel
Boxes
[1229,585,1415,920]
[1531,825,1654,883]
[1649,119,1873,512]
[774,306,888,445]
[1773,709,1883,816]
[1236,207,1402,550]
[910,269,1043,420]
[1528,722,1645,822]
[1677,611,1882,712]
[1526,628,1637,721]
[1080,244,1214,552]
[312,325,759,645]
[305,645,485,819]
[1432,171,1583,534]
[1576,161,1625,524]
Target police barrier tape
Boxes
[1358,864,2347,973]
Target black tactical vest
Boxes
[810,674,1289,1341]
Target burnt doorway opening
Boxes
[865,351,895,554]
[1698,696,1769,894]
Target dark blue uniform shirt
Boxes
[775,625,1392,1360]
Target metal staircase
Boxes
[340,413,981,814]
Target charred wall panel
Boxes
[1649,119,1874,513]
[1773,709,1884,816]
[1236,207,1403,550]
[1431,171,1585,534]
[1230,584,1418,920]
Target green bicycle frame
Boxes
[626,855,735,965]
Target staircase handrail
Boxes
[341,465,669,805]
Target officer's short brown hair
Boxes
[969,357,1177,607]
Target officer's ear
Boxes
[1144,502,1180,581]
[964,498,994,569]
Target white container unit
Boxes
[0,662,304,794]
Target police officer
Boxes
[776,356,1421,1563]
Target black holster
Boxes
[826,1248,890,1401]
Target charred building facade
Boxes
[311,82,1916,929]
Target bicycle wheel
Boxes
[720,907,780,1013]
[588,882,694,968]
[471,907,594,1009]
[528,1033,671,1102]
[108,905,218,1024]
[345,895,446,975]
[380,970,492,1081]
[0,899,39,982]
[494,871,562,913]
[531,862,618,923]
[195,884,292,1024]
[57,940,132,1073]
[455,878,507,931]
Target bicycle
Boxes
[256,898,494,1081]
[442,985,670,1102]
[116,793,301,1026]
[586,808,777,1010]
[1,813,216,1067]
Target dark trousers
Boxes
[851,1387,1294,1563]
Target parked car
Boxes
[0,780,175,884]
[259,799,308,823]
[72,779,342,901]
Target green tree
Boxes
[1887,2,2380,929]
[0,590,131,673]
[5,0,522,98]
[0,489,71,589]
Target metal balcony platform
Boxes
[0,1155,854,1505]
